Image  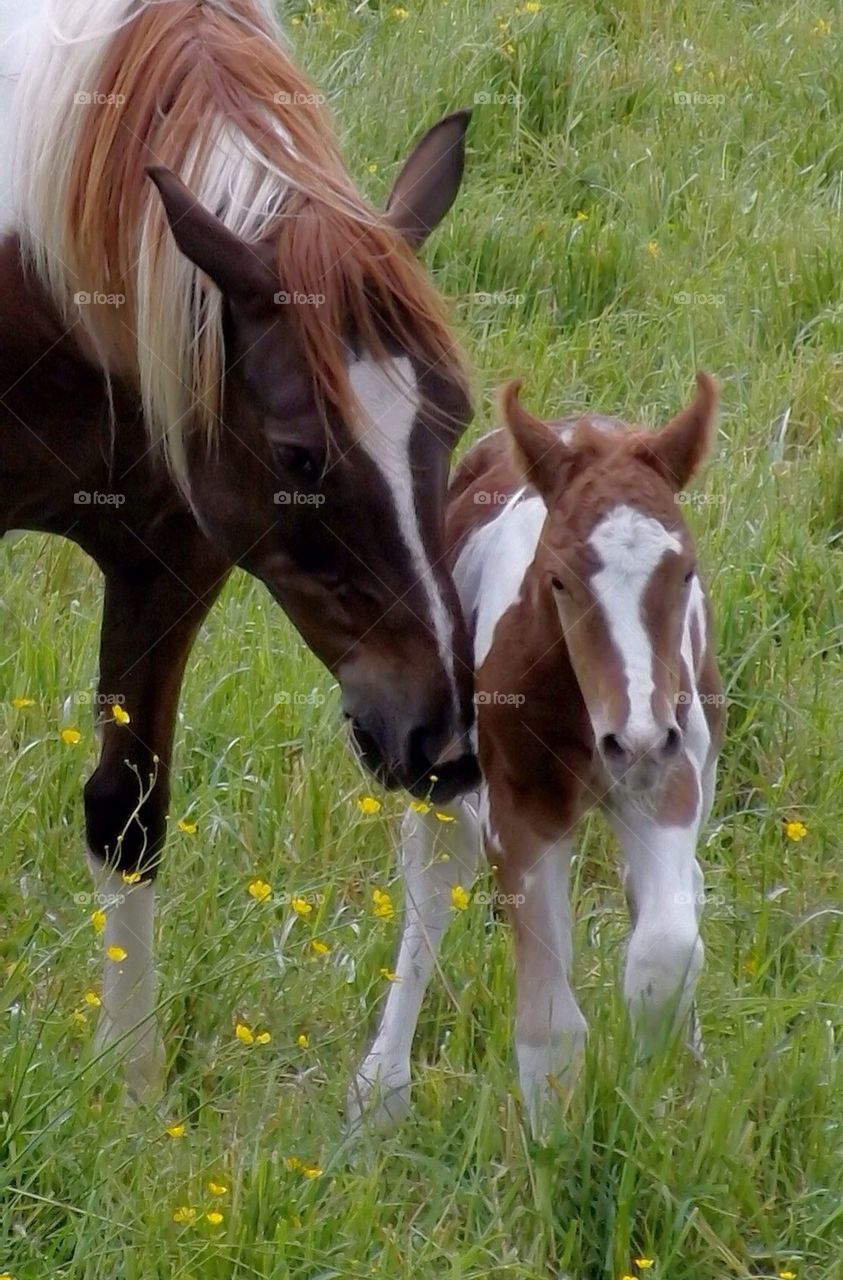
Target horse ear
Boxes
[640,372,719,491]
[384,110,471,249]
[498,381,572,498]
[147,167,278,305]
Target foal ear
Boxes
[498,381,572,498]
[641,372,719,491]
[147,167,278,306]
[384,109,471,249]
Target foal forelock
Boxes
[588,504,683,740]
[349,356,460,717]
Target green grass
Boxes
[1,0,841,1276]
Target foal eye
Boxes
[684,567,696,584]
[275,445,322,482]
[550,575,566,593]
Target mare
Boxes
[0,0,480,1097]
[351,374,724,1134]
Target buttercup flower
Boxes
[248,878,271,902]
[409,800,430,814]
[291,896,312,916]
[166,1123,186,1138]
[372,888,395,921]
[91,909,106,933]
[61,728,82,746]
[106,945,127,962]
[451,885,470,911]
[111,705,130,725]
[310,939,330,955]
[177,819,197,835]
[83,990,101,1007]
[235,1023,255,1045]
[297,1033,309,1048]
[380,968,399,982]
[172,1206,196,1225]
[11,696,34,708]
[784,820,807,841]
[357,795,382,815]
[122,870,142,884]
[635,1262,654,1271]
[206,1211,224,1225]
[207,1180,228,1196]
[434,810,456,823]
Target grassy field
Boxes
[1,0,841,1276]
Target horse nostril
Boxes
[600,733,627,762]
[662,727,682,756]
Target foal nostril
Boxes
[661,726,682,757]
[600,733,627,763]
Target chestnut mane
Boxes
[13,0,465,483]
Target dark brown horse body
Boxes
[1,0,478,1096]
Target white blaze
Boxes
[589,504,682,743]
[349,354,460,716]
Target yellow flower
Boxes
[286,1155,303,1172]
[635,1262,655,1271]
[207,1180,228,1196]
[106,945,127,962]
[172,1206,196,1225]
[291,896,312,916]
[367,162,378,173]
[206,1211,224,1225]
[784,820,807,841]
[297,1033,309,1048]
[90,909,106,933]
[409,800,430,814]
[165,1123,186,1138]
[673,60,683,73]
[111,704,130,725]
[60,728,82,746]
[302,1164,322,1179]
[645,241,659,257]
[235,1023,255,1045]
[451,885,470,911]
[380,968,399,982]
[83,990,101,1007]
[574,210,589,222]
[310,939,330,955]
[255,1031,272,1045]
[357,795,382,815]
[372,888,395,921]
[177,819,197,835]
[779,1273,796,1279]
[503,41,515,55]
[287,1157,322,1177]
[434,811,456,823]
[122,870,142,885]
[812,18,830,35]
[390,6,409,17]
[11,697,34,708]
[523,1,541,10]
[248,878,272,902]
[71,1008,88,1028]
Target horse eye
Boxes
[551,575,565,593]
[684,567,696,584]
[275,445,322,482]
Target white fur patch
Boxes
[349,355,460,716]
[453,491,546,667]
[589,504,682,744]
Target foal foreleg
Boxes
[85,550,225,1099]
[348,796,482,1132]
[497,828,586,1135]
[608,803,705,1056]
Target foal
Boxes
[351,374,724,1133]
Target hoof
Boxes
[347,1060,411,1135]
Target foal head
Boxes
[501,374,718,792]
[148,116,478,801]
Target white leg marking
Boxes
[606,809,704,1054]
[348,796,482,1132]
[349,354,460,717]
[87,857,164,1100]
[507,838,587,1136]
[589,505,682,745]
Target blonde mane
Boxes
[13,0,465,482]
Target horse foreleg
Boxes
[84,548,226,1101]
